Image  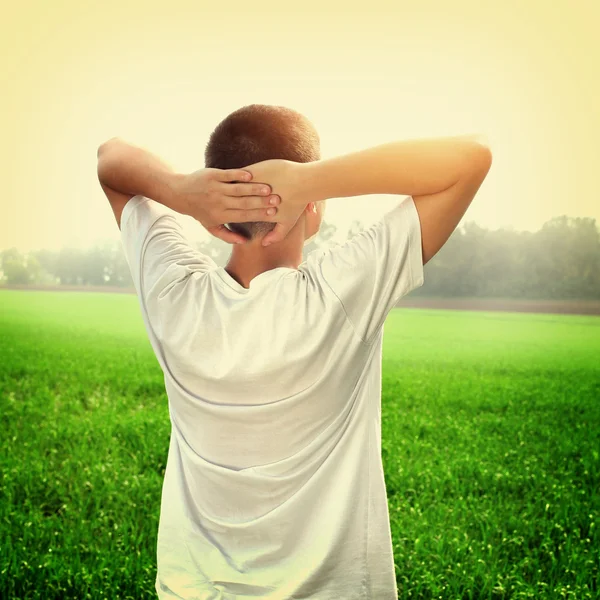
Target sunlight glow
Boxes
[1,0,598,252]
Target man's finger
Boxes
[225,207,278,223]
[207,224,248,245]
[221,182,272,197]
[224,194,281,210]
[219,169,253,182]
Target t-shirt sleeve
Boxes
[318,195,424,345]
[120,195,216,338]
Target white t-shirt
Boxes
[120,194,424,600]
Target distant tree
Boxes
[79,245,106,285]
[346,220,364,241]
[303,220,338,258]
[2,213,599,299]
[1,248,30,284]
[55,248,80,285]
[104,242,133,287]
[528,216,600,298]
[33,248,59,281]
[413,215,600,300]
[315,220,337,247]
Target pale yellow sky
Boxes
[2,0,598,252]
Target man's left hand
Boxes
[171,168,281,244]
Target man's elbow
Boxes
[472,141,493,169]
[97,138,123,184]
[462,142,493,179]
[97,137,121,158]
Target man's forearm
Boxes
[302,134,490,201]
[97,138,183,208]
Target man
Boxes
[97,104,492,599]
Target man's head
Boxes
[205,104,325,243]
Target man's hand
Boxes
[170,168,281,244]
[240,159,318,246]
[97,138,283,244]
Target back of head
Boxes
[205,104,321,240]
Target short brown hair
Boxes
[204,104,321,240]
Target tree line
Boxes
[1,215,598,299]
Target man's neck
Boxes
[225,234,304,289]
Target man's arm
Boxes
[409,146,492,264]
[244,135,492,259]
[97,137,181,228]
[96,138,280,242]
[303,134,493,264]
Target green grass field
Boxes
[1,289,598,599]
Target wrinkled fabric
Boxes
[120,195,424,599]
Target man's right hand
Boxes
[241,159,318,246]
